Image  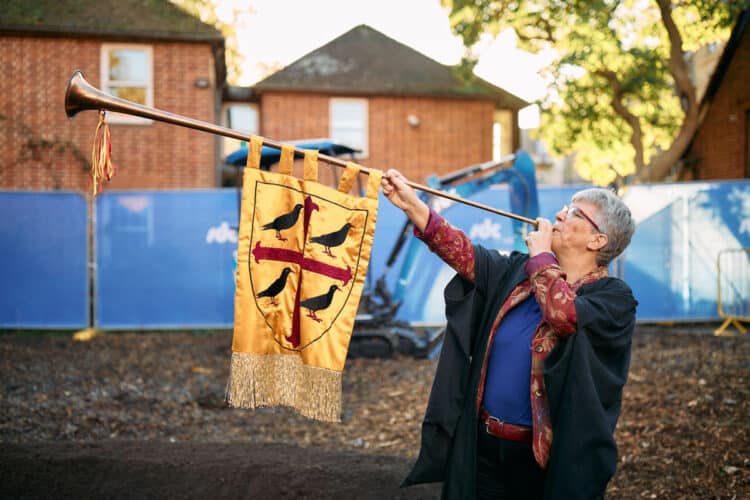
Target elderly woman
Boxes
[381,170,637,500]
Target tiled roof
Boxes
[253,25,528,109]
[0,0,223,42]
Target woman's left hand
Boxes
[525,218,553,257]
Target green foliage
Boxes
[170,0,252,84]
[452,56,480,85]
[443,0,749,183]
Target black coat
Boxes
[402,249,637,499]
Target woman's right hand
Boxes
[381,169,419,211]
[381,169,430,232]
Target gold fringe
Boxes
[225,352,342,423]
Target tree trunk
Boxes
[639,108,700,181]
[638,0,701,182]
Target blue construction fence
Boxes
[1,180,749,329]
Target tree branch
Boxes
[595,69,646,172]
[655,0,697,111]
[514,13,557,45]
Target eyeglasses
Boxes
[561,205,602,233]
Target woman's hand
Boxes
[381,169,430,231]
[525,218,553,257]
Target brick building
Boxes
[684,10,750,180]
[0,0,225,191]
[223,25,527,186]
[2,8,526,192]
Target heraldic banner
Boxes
[226,136,381,422]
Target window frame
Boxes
[100,43,154,125]
[220,102,260,164]
[329,98,369,159]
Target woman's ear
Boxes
[587,233,608,252]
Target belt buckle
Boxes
[485,414,503,435]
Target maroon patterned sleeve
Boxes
[524,253,577,335]
[414,208,476,282]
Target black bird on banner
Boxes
[262,204,304,241]
[256,267,294,306]
[310,222,352,258]
[300,285,340,322]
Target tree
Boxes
[170,0,253,85]
[443,0,749,185]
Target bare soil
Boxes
[1,325,748,499]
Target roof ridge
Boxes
[0,0,223,41]
[253,24,527,109]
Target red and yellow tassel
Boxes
[90,110,115,196]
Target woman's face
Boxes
[551,200,604,256]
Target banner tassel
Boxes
[90,110,115,195]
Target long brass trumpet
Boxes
[65,70,538,226]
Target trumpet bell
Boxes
[65,70,158,121]
[65,70,99,118]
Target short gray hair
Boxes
[572,188,635,266]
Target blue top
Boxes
[481,293,542,426]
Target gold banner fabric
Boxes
[226,136,380,422]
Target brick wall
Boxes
[260,92,497,185]
[0,36,218,192]
[689,29,750,180]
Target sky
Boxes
[216,0,553,126]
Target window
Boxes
[101,44,153,124]
[220,103,260,187]
[330,98,368,158]
[221,103,259,159]
[492,122,503,162]
[493,110,514,161]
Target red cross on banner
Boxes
[226,137,381,422]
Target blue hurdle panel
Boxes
[95,190,238,329]
[0,191,88,328]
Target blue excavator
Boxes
[351,151,539,358]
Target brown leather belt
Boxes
[480,409,533,443]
